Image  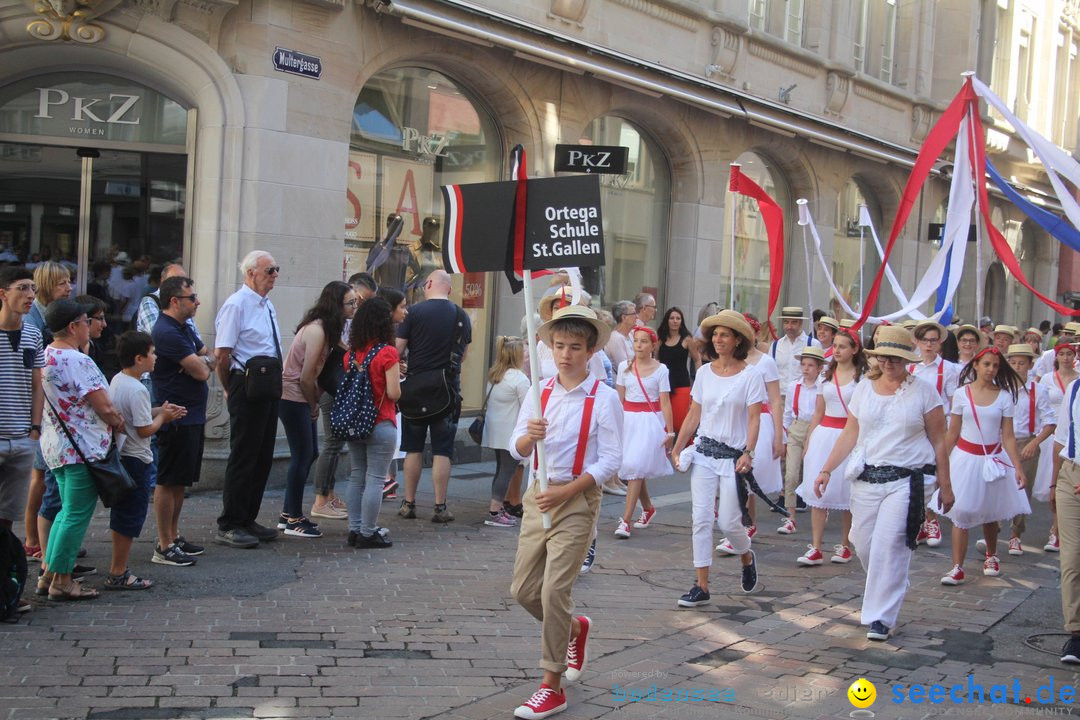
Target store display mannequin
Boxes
[407,216,444,303]
[368,213,412,291]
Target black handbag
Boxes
[398,368,453,421]
[467,382,495,445]
[318,345,347,396]
[44,398,135,508]
[244,302,284,400]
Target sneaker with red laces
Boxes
[915,523,929,546]
[777,518,796,535]
[614,520,631,539]
[633,508,656,529]
[924,519,943,547]
[715,538,736,555]
[1045,533,1060,552]
[746,525,757,539]
[797,545,823,566]
[941,564,965,585]
[1008,537,1023,556]
[983,555,1001,576]
[830,544,853,563]
[564,615,590,681]
[514,684,567,719]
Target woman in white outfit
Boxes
[482,336,532,527]
[933,347,1027,584]
[813,326,952,641]
[1035,340,1079,551]
[672,311,765,607]
[796,328,867,565]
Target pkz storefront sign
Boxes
[273,47,323,79]
[554,144,629,174]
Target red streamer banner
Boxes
[729,165,784,339]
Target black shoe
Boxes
[152,543,196,567]
[770,496,785,513]
[503,502,524,519]
[77,547,88,559]
[867,620,890,641]
[677,584,711,608]
[72,564,96,578]
[431,503,455,523]
[579,539,596,575]
[174,536,204,556]
[741,550,759,593]
[795,496,808,513]
[213,528,260,549]
[245,522,279,541]
[1062,636,1080,664]
[347,530,393,549]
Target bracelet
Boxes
[819,470,831,476]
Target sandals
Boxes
[104,569,153,591]
[48,581,99,601]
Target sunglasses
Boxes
[176,294,198,302]
[265,266,281,275]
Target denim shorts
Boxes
[32,442,47,472]
[110,456,152,538]
[38,467,61,522]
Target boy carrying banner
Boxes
[509,304,623,719]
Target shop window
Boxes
[722,151,789,316]
[831,179,882,318]
[578,117,670,312]
[346,66,502,409]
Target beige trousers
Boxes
[1058,461,1080,633]
[510,482,602,673]
[1009,436,1040,537]
[784,419,810,509]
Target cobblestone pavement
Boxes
[2,461,1077,720]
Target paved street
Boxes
[3,460,1077,720]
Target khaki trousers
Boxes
[510,482,602,673]
[1058,461,1080,633]
[1009,436,1040,537]
[784,419,810,509]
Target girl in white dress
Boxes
[1034,340,1078,551]
[933,347,1028,584]
[482,336,532,527]
[672,311,765,607]
[813,325,952,641]
[796,329,868,566]
[716,313,782,554]
[614,327,674,539]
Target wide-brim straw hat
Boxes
[816,315,839,331]
[1006,343,1038,359]
[700,310,755,346]
[796,346,826,362]
[537,304,611,348]
[899,319,918,330]
[1022,327,1043,341]
[913,320,946,339]
[993,324,1017,338]
[1064,322,1080,335]
[779,306,806,320]
[839,318,855,329]
[866,326,920,362]
[955,323,983,343]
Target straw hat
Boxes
[899,319,918,330]
[955,324,982,343]
[700,310,755,346]
[779,306,806,320]
[839,318,855,329]
[816,315,839,331]
[1064,322,1080,335]
[538,286,590,321]
[796,346,826,363]
[537,304,611,348]
[1006,343,1038,359]
[913,320,946,340]
[993,325,1017,340]
[866,326,920,362]
[1022,327,1043,341]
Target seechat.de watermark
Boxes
[890,675,1077,711]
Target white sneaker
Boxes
[975,538,988,553]
[777,518,796,535]
[614,519,631,539]
[602,479,627,496]
[715,538,736,555]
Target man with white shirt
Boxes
[213,251,283,549]
[633,293,657,328]
[816,315,838,360]
[770,306,821,398]
[1051,373,1080,665]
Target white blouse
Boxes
[691,364,766,449]
[951,385,1013,446]
[848,376,942,468]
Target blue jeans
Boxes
[346,421,397,536]
[279,399,319,518]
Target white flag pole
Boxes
[796,199,814,318]
[857,204,866,313]
[729,164,739,308]
[521,269,552,529]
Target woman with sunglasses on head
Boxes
[795,328,868,566]
[932,346,1026,584]
[277,281,357,537]
[813,326,952,641]
[1035,339,1080,552]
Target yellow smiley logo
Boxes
[848,678,877,709]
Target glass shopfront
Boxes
[576,117,670,312]
[830,178,882,318]
[345,67,502,409]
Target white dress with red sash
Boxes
[797,376,857,510]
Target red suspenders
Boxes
[793,383,801,418]
[537,378,601,476]
[908,359,945,394]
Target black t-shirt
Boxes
[396,299,471,374]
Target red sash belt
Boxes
[760,402,770,414]
[820,415,846,429]
[623,400,659,413]
[956,437,1002,456]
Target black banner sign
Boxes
[524,175,605,270]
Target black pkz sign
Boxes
[273,47,323,79]
[524,175,605,270]
[554,144,629,174]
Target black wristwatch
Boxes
[30,424,41,433]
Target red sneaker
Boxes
[924,519,943,547]
[830,544,853,563]
[746,525,758,539]
[983,555,1001,576]
[633,507,656,529]
[514,684,567,719]
[915,523,929,546]
[565,615,590,681]
[797,545,823,566]
[941,564,965,585]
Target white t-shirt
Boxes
[690,364,766,450]
[41,346,112,468]
[848,376,942,468]
[1011,380,1055,439]
[951,385,1013,446]
[617,361,671,405]
[109,372,154,463]
[908,357,961,412]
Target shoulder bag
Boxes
[398,306,467,421]
[318,344,347,396]
[244,304,284,400]
[468,382,495,445]
[43,397,134,508]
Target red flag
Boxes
[729,164,784,339]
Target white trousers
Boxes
[849,478,913,628]
[691,461,750,567]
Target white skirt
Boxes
[618,411,673,480]
[1033,434,1055,502]
[932,447,1031,529]
[797,425,852,510]
[753,413,782,494]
